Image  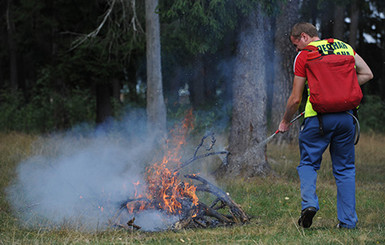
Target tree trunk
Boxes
[112,78,121,102]
[95,83,112,124]
[333,5,345,40]
[203,54,217,105]
[218,10,270,178]
[189,56,205,107]
[381,46,385,101]
[349,0,359,49]
[320,4,334,38]
[190,54,217,107]
[6,0,18,91]
[145,0,167,139]
[271,0,300,145]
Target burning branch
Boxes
[111,133,245,230]
[109,111,247,231]
[127,217,141,230]
[173,132,229,173]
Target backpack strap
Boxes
[317,114,324,136]
[346,109,360,145]
[303,45,322,60]
[325,38,335,54]
[303,45,318,52]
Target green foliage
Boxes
[0,90,25,131]
[159,0,284,55]
[166,101,231,135]
[193,105,231,134]
[160,0,237,55]
[359,95,385,133]
[234,0,282,16]
[1,0,147,131]
[82,0,146,66]
[0,68,96,133]
[59,44,120,86]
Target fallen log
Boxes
[197,201,233,224]
[184,174,249,223]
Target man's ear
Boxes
[301,32,309,41]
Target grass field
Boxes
[0,132,384,244]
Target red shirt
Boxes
[293,51,307,78]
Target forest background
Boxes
[1,0,385,177]
[1,0,384,133]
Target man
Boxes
[279,22,373,229]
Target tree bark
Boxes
[349,0,359,49]
[6,0,18,91]
[112,78,121,103]
[271,0,300,145]
[218,9,271,178]
[189,56,205,107]
[95,83,112,123]
[189,54,217,107]
[145,0,167,139]
[320,4,334,38]
[333,5,345,40]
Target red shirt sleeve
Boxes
[293,51,308,78]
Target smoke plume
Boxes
[6,108,181,231]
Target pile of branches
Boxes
[111,133,250,230]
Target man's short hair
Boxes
[290,22,319,39]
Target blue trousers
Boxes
[298,112,357,228]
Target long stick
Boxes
[257,111,305,147]
[275,111,304,134]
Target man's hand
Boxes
[279,120,291,133]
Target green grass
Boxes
[1,132,384,244]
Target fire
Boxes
[126,109,199,216]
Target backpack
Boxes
[304,38,362,113]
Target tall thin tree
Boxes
[145,0,167,139]
[333,4,345,40]
[349,0,359,49]
[6,0,18,91]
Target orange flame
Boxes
[126,109,199,215]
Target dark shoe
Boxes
[336,222,356,229]
[298,207,317,228]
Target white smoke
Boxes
[6,103,229,232]
[5,108,174,232]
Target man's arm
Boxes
[355,54,373,85]
[278,75,306,132]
